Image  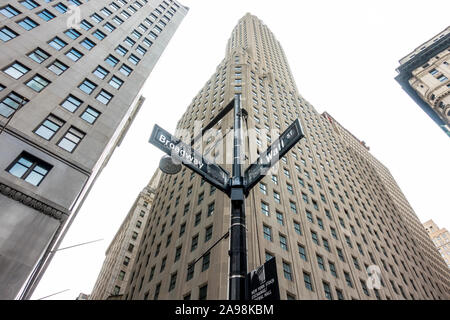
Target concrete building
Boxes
[89,170,161,300]
[395,26,450,137]
[423,220,450,269]
[0,0,187,299]
[123,13,450,300]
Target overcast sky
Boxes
[30,0,450,300]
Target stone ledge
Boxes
[0,183,67,221]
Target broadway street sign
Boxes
[149,124,230,193]
[244,119,304,194]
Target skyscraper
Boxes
[0,0,187,299]
[123,13,450,300]
[90,170,161,300]
[395,26,450,137]
[423,220,450,269]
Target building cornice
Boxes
[0,182,68,221]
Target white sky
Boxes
[30,0,450,300]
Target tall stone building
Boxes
[423,220,450,269]
[90,170,161,300]
[0,0,187,299]
[395,26,450,137]
[123,13,450,300]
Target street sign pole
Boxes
[149,95,305,301]
[228,94,247,300]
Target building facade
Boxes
[423,220,450,269]
[0,0,187,299]
[395,26,450,137]
[90,170,161,300]
[123,13,450,300]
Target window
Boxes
[179,222,186,237]
[261,202,269,216]
[282,261,292,281]
[7,152,52,186]
[191,234,198,251]
[28,48,50,64]
[66,48,83,61]
[123,256,130,266]
[61,95,82,113]
[104,22,116,32]
[205,225,213,242]
[128,54,140,65]
[202,252,210,271]
[80,19,93,31]
[168,272,177,292]
[47,60,68,75]
[20,1,39,10]
[18,17,39,30]
[105,55,119,67]
[53,3,68,13]
[0,92,28,118]
[96,90,113,105]
[329,261,337,277]
[259,182,267,194]
[311,231,319,245]
[263,225,272,241]
[293,221,302,235]
[58,126,85,152]
[65,28,81,39]
[79,78,97,95]
[186,264,194,281]
[289,201,297,214]
[34,114,64,140]
[154,282,161,300]
[279,234,288,251]
[109,76,124,89]
[207,202,214,216]
[93,30,106,41]
[323,282,333,300]
[199,284,208,300]
[118,270,125,281]
[276,211,284,225]
[174,245,182,262]
[344,272,353,288]
[273,191,280,203]
[298,244,307,261]
[93,65,109,79]
[1,5,21,18]
[0,26,18,42]
[80,38,96,50]
[317,254,325,271]
[3,61,30,79]
[26,74,50,92]
[48,37,67,50]
[115,45,128,56]
[119,64,133,76]
[303,272,313,291]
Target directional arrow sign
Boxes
[149,124,230,193]
[244,119,304,194]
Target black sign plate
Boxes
[247,257,280,301]
[244,119,304,194]
[149,124,230,193]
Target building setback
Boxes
[423,220,450,269]
[123,13,450,300]
[395,26,450,137]
[90,170,161,300]
[0,0,187,299]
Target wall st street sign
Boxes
[149,124,230,193]
[247,257,280,301]
[244,119,304,194]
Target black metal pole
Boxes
[229,94,247,300]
